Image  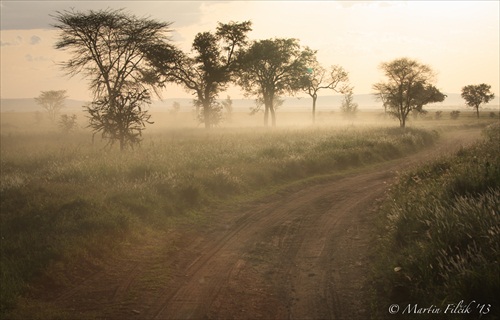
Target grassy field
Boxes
[372,122,500,319]
[0,109,497,315]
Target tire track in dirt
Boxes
[31,128,483,319]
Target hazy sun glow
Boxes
[1,1,498,101]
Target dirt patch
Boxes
[10,128,483,319]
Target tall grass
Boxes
[373,123,500,318]
[0,126,437,314]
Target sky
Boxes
[1,0,499,102]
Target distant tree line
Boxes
[50,8,496,149]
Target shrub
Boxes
[434,110,442,120]
[450,110,460,120]
[58,114,78,133]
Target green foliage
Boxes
[374,123,500,317]
[0,126,438,315]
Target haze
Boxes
[1,1,499,101]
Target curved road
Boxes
[41,128,483,319]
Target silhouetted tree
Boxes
[461,84,495,118]
[86,90,152,148]
[53,9,175,149]
[34,90,67,122]
[302,61,349,123]
[58,114,78,133]
[450,110,460,120]
[148,21,252,129]
[170,101,181,115]
[413,83,447,114]
[238,38,315,127]
[251,95,284,115]
[340,88,358,119]
[412,83,446,119]
[221,95,233,122]
[373,57,444,128]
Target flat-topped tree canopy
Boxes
[53,8,177,149]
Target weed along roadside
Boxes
[372,123,500,319]
[0,122,495,318]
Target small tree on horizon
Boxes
[221,95,233,122]
[340,88,358,119]
[450,110,460,120]
[34,90,67,122]
[59,114,78,133]
[170,101,181,115]
[461,84,495,118]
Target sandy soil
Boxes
[23,128,483,319]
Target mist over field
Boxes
[1,105,499,318]
[2,93,499,114]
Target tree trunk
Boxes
[264,105,269,127]
[312,95,317,124]
[400,116,406,128]
[119,136,125,151]
[270,106,276,127]
[476,106,480,119]
[203,102,212,129]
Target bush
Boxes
[58,114,78,133]
[434,110,442,120]
[450,110,460,120]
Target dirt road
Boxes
[33,128,483,319]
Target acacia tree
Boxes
[34,90,67,122]
[238,38,315,127]
[373,57,445,128]
[461,84,495,118]
[302,61,349,123]
[53,9,176,149]
[148,21,252,129]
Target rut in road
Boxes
[45,128,483,320]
